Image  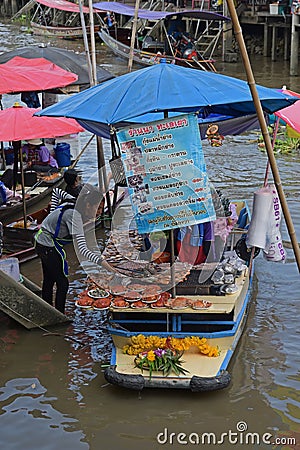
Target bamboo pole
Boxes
[226,0,300,272]
[79,0,112,217]
[12,142,27,229]
[88,0,97,85]
[78,0,93,86]
[128,0,140,73]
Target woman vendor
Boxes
[34,184,115,314]
[176,221,214,265]
[22,139,58,173]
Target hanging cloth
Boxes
[176,224,207,265]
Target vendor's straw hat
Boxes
[27,139,43,145]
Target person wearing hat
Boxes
[22,139,58,173]
[34,183,117,314]
[63,168,83,198]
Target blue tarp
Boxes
[93,1,229,21]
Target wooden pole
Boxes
[128,0,140,73]
[12,142,27,229]
[226,0,300,272]
[290,12,299,76]
[79,0,112,217]
[88,0,97,85]
[78,0,93,86]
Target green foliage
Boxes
[134,349,189,380]
[258,126,300,155]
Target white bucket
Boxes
[0,257,20,282]
[269,3,279,14]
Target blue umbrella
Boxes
[38,61,297,135]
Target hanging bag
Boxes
[109,129,127,187]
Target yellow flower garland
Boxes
[123,334,219,357]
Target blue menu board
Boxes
[116,113,216,234]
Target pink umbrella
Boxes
[0,56,78,94]
[275,89,300,133]
[0,104,84,141]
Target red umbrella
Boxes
[0,56,78,94]
[0,104,84,141]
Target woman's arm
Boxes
[74,233,118,272]
[50,188,75,212]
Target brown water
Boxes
[0,21,300,450]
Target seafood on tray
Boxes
[76,298,94,308]
[167,297,190,310]
[191,300,212,309]
[88,288,110,299]
[111,298,130,308]
[131,300,148,309]
[151,298,166,308]
[93,298,112,309]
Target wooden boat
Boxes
[99,28,216,71]
[2,187,126,263]
[30,22,101,39]
[0,172,64,225]
[0,264,69,329]
[95,2,230,71]
[16,0,103,40]
[102,200,255,391]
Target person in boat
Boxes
[22,139,58,173]
[104,11,116,29]
[0,168,23,205]
[175,222,214,265]
[63,168,83,198]
[34,184,115,314]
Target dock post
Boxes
[271,25,277,61]
[284,27,289,60]
[263,23,271,57]
[290,13,299,75]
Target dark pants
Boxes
[35,243,68,313]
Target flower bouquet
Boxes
[134,348,189,379]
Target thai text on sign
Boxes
[116,113,216,234]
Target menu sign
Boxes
[116,113,216,234]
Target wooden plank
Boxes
[0,270,69,329]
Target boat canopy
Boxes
[93,1,230,21]
[33,0,90,14]
[275,89,300,133]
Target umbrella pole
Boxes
[0,95,5,170]
[226,0,300,273]
[13,142,27,229]
[128,0,140,73]
[162,110,176,298]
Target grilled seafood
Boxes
[76,298,94,307]
[192,300,212,309]
[111,298,129,308]
[151,298,165,308]
[125,291,141,301]
[159,292,172,302]
[93,298,111,309]
[131,300,148,308]
[141,293,158,302]
[110,285,126,295]
[169,297,189,309]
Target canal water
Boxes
[0,20,299,450]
